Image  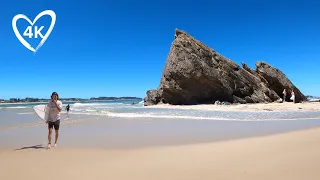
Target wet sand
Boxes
[1,109,320,179]
[1,127,320,180]
[1,110,320,149]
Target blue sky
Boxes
[0,0,319,99]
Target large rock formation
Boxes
[144,29,306,105]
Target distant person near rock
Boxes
[66,104,70,119]
[290,91,295,103]
[282,89,287,102]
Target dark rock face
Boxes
[144,29,306,105]
[255,62,306,103]
[143,89,162,106]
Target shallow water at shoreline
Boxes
[1,100,320,149]
[1,108,320,149]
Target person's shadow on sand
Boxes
[14,144,45,151]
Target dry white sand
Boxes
[145,101,320,112]
[1,127,320,180]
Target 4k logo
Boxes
[23,26,45,39]
[12,10,56,53]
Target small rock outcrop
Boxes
[144,29,306,105]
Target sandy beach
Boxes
[1,127,320,180]
[146,101,320,112]
[1,102,320,180]
[2,1,320,179]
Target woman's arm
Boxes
[54,100,62,112]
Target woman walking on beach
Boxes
[290,90,295,103]
[46,92,62,149]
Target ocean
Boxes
[1,99,320,121]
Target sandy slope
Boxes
[1,127,319,180]
[145,102,320,112]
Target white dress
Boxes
[290,94,295,101]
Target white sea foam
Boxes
[308,98,320,102]
[68,111,320,121]
[17,112,35,115]
[73,103,102,106]
[105,112,252,121]
[73,102,123,106]
[5,106,28,109]
[85,109,97,112]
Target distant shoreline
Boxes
[0,101,83,105]
[0,102,49,105]
[0,99,143,105]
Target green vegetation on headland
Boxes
[0,97,142,103]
